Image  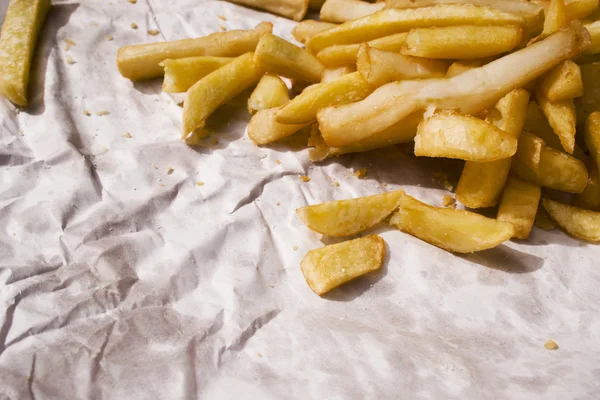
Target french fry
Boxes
[565,0,599,20]
[316,22,590,148]
[456,89,529,208]
[161,56,234,93]
[309,0,326,9]
[402,25,522,59]
[357,44,448,87]
[585,112,600,173]
[248,74,290,114]
[320,0,385,23]
[497,176,542,239]
[573,163,600,210]
[224,0,309,21]
[445,59,485,77]
[248,107,311,145]
[292,20,338,44]
[307,4,524,54]
[583,21,600,54]
[117,22,272,81]
[542,198,600,242]
[0,0,50,107]
[276,72,372,124]
[535,206,557,230]
[389,194,515,253]
[297,190,405,236]
[536,91,577,154]
[414,111,518,161]
[254,34,324,83]
[538,0,569,40]
[316,33,408,68]
[537,60,583,102]
[321,66,356,82]
[301,235,385,295]
[577,63,600,125]
[512,131,588,193]
[182,53,263,142]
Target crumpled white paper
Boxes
[0,1,599,399]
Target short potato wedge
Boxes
[161,56,234,93]
[536,91,576,154]
[248,74,290,114]
[543,198,600,242]
[497,176,542,239]
[585,112,600,174]
[248,107,311,145]
[537,60,583,102]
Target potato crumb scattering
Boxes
[544,340,559,350]
[128,0,137,3]
[300,175,311,182]
[354,168,367,179]
[443,195,456,209]
[96,110,110,116]
[218,15,227,21]
[83,110,91,116]
[131,22,138,29]
[167,167,174,175]
[196,181,205,186]
[64,39,75,51]
[123,132,132,138]
[66,56,76,65]
[293,245,298,251]
[276,160,281,165]
[148,29,160,36]
[219,25,227,31]
[332,181,340,187]
[107,35,113,41]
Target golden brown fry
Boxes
[565,0,599,20]
[0,0,50,106]
[577,63,600,125]
[539,0,569,40]
[309,0,326,9]
[248,107,311,145]
[389,194,515,253]
[497,176,542,239]
[357,44,448,87]
[254,34,324,83]
[297,190,405,236]
[292,20,338,44]
[583,21,600,55]
[445,59,485,77]
[161,56,234,93]
[321,66,355,82]
[307,4,524,54]
[414,111,518,161]
[456,89,529,208]
[301,235,385,295]
[117,22,272,81]
[536,91,576,154]
[535,206,557,230]
[276,72,372,124]
[402,25,522,59]
[316,33,408,68]
[585,112,600,173]
[183,53,263,142]
[573,163,600,210]
[224,0,309,21]
[537,60,583,102]
[542,198,600,242]
[320,0,385,23]
[248,74,290,114]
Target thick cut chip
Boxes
[310,0,326,10]
[0,0,50,107]
[446,59,485,77]
[584,21,600,55]
[389,195,515,253]
[357,45,448,87]
[248,74,290,115]
[537,60,583,102]
[543,198,600,242]
[577,63,600,125]
[161,56,234,93]
[497,176,542,239]
[512,131,588,193]
[321,66,355,82]
[117,22,271,81]
[316,33,408,68]
[254,34,324,83]
[292,20,337,44]
[182,53,263,142]
[456,89,529,208]
[415,112,518,162]
[536,91,576,154]
[565,0,599,20]
[402,25,522,59]
[585,112,600,174]
[539,0,569,40]
[301,235,385,296]
[224,0,309,21]
[297,190,405,237]
[320,0,385,23]
[535,206,557,230]
[307,4,524,54]
[276,72,371,125]
[316,22,590,148]
[247,107,311,145]
[573,163,600,210]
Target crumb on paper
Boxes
[148,29,160,36]
[123,132,132,138]
[64,39,76,51]
[443,195,456,209]
[66,56,76,65]
[267,284,274,288]
[83,110,91,116]
[96,110,110,116]
[166,167,174,175]
[382,183,388,187]
[211,137,219,146]
[131,22,138,29]
[354,168,367,179]
[159,184,165,187]
[219,25,227,31]
[129,0,137,3]
[218,15,227,20]
[293,245,298,251]
[276,160,281,165]
[443,179,454,192]
[544,340,559,350]
[276,202,280,206]
[257,353,263,358]
[333,181,340,187]
[196,181,205,186]
[300,175,310,182]
[153,165,158,169]
[107,35,114,41]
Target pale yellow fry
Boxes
[248,107,311,145]
[402,25,522,59]
[540,0,569,39]
[389,194,515,253]
[0,0,50,107]
[254,34,324,83]
[276,72,371,125]
[320,0,385,23]
[512,131,588,193]
[537,60,583,102]
[573,163,600,210]
[161,56,234,93]
[297,190,405,237]
[321,66,355,82]
[248,74,290,114]
[536,91,576,154]
[182,53,263,142]
[415,111,518,162]
[565,0,599,20]
[292,20,338,44]
[301,235,385,296]
[585,112,600,174]
[497,177,541,239]
[456,89,529,208]
[224,0,309,21]
[543,198,600,242]
[357,44,448,87]
[117,22,271,81]
[316,22,589,148]
[577,63,600,126]
[307,4,524,54]
[584,21,600,55]
[446,59,485,77]
[316,32,408,68]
